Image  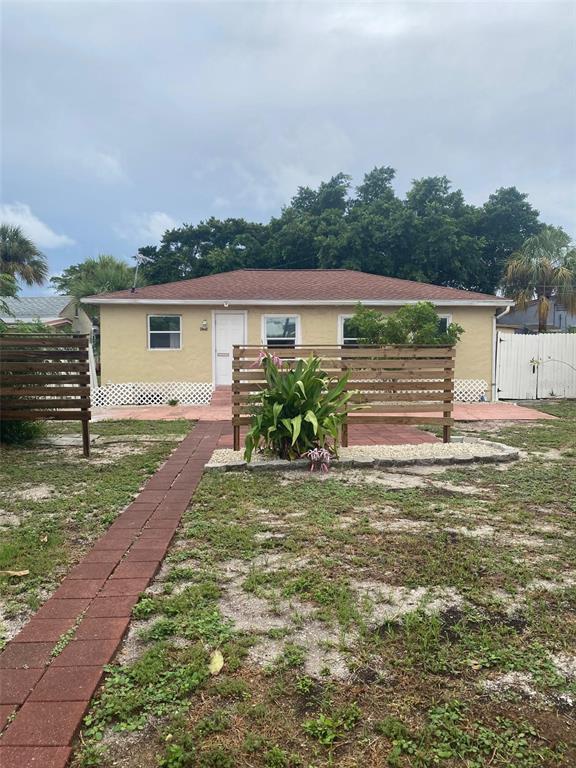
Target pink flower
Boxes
[251,350,284,369]
[306,446,331,472]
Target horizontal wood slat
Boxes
[0,362,89,372]
[0,335,88,348]
[0,350,89,361]
[1,386,91,397]
[233,359,455,371]
[1,398,90,410]
[0,410,91,421]
[0,374,90,385]
[235,345,455,358]
[0,334,92,455]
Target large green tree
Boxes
[0,224,48,286]
[502,227,576,332]
[137,167,551,294]
[474,187,543,293]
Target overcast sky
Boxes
[1,0,575,294]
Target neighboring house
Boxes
[83,269,513,404]
[497,299,576,334]
[0,296,92,335]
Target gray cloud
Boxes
[1,0,575,284]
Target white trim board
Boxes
[84,297,512,308]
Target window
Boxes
[438,314,452,334]
[339,316,358,346]
[263,315,299,347]
[148,315,181,349]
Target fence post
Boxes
[82,420,90,457]
[233,345,240,451]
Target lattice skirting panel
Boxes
[92,381,213,408]
[454,379,488,402]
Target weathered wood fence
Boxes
[232,345,455,451]
[0,334,91,456]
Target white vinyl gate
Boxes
[496,333,576,400]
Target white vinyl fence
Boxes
[496,333,576,400]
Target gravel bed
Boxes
[206,438,519,472]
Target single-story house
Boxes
[497,298,576,334]
[83,269,513,404]
[0,295,92,335]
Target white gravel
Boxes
[207,438,518,471]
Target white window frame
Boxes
[147,314,182,351]
[338,314,358,346]
[261,314,301,347]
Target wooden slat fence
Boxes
[232,345,455,451]
[0,334,91,456]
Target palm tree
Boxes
[0,224,48,286]
[503,227,576,332]
[50,254,139,298]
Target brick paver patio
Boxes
[93,389,554,425]
[0,421,224,768]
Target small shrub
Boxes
[244,354,351,461]
[295,675,314,694]
[160,740,196,768]
[303,703,361,745]
[0,420,45,445]
[347,301,464,345]
[132,596,157,619]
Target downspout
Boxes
[493,305,512,402]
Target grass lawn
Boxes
[73,403,576,768]
[0,419,192,645]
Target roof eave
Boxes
[82,297,513,308]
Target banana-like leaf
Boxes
[304,410,318,435]
[290,414,302,445]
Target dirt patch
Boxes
[90,443,151,465]
[98,723,161,768]
[220,584,292,632]
[0,511,23,528]
[551,653,576,681]
[0,483,56,501]
[481,671,543,701]
[351,579,464,623]
[370,518,432,533]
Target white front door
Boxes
[214,312,246,386]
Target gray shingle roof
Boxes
[0,296,73,321]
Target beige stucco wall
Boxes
[61,301,93,335]
[99,303,496,398]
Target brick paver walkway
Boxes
[0,421,224,768]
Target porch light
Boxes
[200,320,208,331]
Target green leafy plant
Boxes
[303,703,361,745]
[244,353,351,461]
[347,301,464,345]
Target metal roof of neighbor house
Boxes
[0,295,74,321]
[83,269,511,306]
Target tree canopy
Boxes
[51,254,141,298]
[51,254,143,320]
[502,226,576,332]
[138,166,548,294]
[0,224,48,286]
